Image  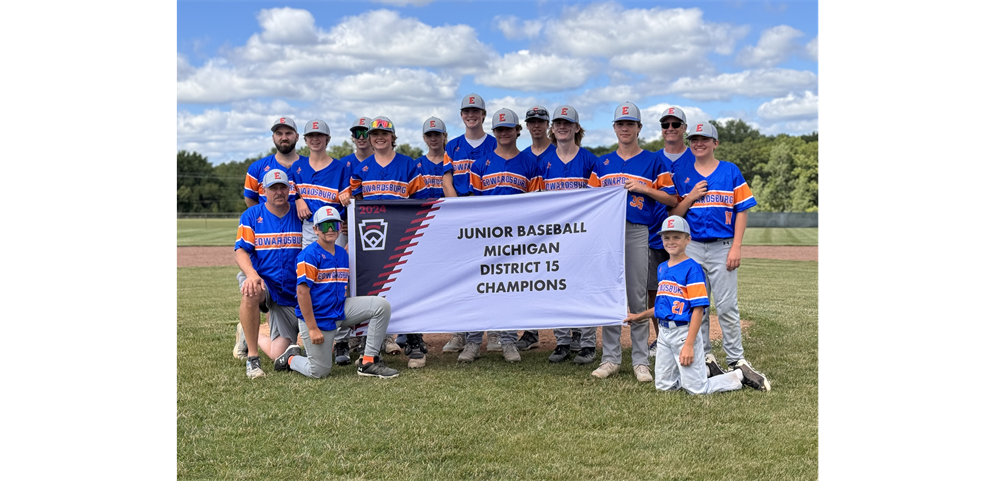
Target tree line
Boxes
[177,119,817,213]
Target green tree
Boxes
[750,136,799,212]
[587,144,616,157]
[789,140,818,212]
[396,143,424,159]
[329,140,354,160]
[177,150,218,212]
[712,119,763,144]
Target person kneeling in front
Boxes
[624,216,769,394]
[276,207,399,379]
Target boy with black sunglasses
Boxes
[278,206,400,379]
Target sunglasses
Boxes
[317,220,341,233]
[526,109,549,119]
[661,121,684,129]
[370,119,393,129]
[352,129,369,139]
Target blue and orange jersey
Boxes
[539,147,599,191]
[338,152,370,175]
[649,148,696,249]
[244,155,303,203]
[470,150,542,196]
[672,158,757,242]
[289,157,351,221]
[350,153,427,200]
[294,242,349,330]
[591,149,676,225]
[654,257,709,324]
[415,155,446,198]
[444,134,496,195]
[235,204,303,306]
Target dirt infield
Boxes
[183,245,813,351]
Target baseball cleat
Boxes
[548,344,571,363]
[357,357,400,379]
[486,332,502,352]
[457,342,481,363]
[515,331,540,351]
[502,342,521,363]
[405,334,428,368]
[570,331,581,352]
[443,333,466,353]
[274,345,301,372]
[647,340,657,359]
[573,346,596,365]
[384,336,402,355]
[246,356,265,379]
[633,364,653,382]
[591,361,620,379]
[704,353,726,378]
[334,341,351,366]
[735,359,771,392]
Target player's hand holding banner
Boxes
[348,187,628,334]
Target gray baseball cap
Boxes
[313,205,342,224]
[304,119,330,136]
[492,109,519,128]
[613,102,641,122]
[262,169,291,188]
[659,215,691,235]
[658,106,687,123]
[350,117,374,132]
[461,93,485,111]
[687,122,718,141]
[369,116,395,133]
[552,105,579,123]
[524,106,550,122]
[422,117,447,134]
[271,117,298,132]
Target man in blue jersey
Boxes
[244,117,305,207]
[233,169,304,379]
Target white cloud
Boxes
[177,54,194,81]
[667,68,818,101]
[329,68,459,103]
[736,25,804,68]
[566,85,643,112]
[476,51,597,91]
[179,8,493,104]
[805,36,818,61]
[758,118,818,136]
[757,91,818,120]
[494,15,544,39]
[543,4,748,78]
[256,7,319,45]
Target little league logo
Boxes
[359,219,388,251]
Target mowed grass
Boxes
[177,218,818,247]
[177,258,817,480]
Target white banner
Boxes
[349,187,628,334]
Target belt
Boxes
[657,319,689,329]
[695,237,731,244]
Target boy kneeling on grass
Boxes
[274,206,400,379]
[624,216,769,394]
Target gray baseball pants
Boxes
[685,239,744,365]
[290,296,391,378]
[601,221,650,366]
[653,323,742,394]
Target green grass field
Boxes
[177,258,817,480]
[177,218,818,247]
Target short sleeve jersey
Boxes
[289,157,351,221]
[294,242,349,330]
[244,155,304,203]
[444,134,497,195]
[654,257,709,324]
[672,159,757,242]
[470,150,542,196]
[590,149,676,225]
[235,204,303,306]
[349,153,427,200]
[339,152,369,175]
[539,147,599,191]
[415,155,446,199]
[649,148,696,249]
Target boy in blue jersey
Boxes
[670,121,764,376]
[233,169,304,379]
[416,117,448,199]
[647,107,696,358]
[275,206,400,379]
[624,216,768,393]
[589,102,678,381]
[291,119,351,249]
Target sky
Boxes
[177,0,818,164]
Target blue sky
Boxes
[178,0,818,164]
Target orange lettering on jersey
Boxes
[603,159,610,165]
[671,300,685,315]
[629,195,644,210]
[725,211,733,224]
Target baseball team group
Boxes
[231,92,771,395]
